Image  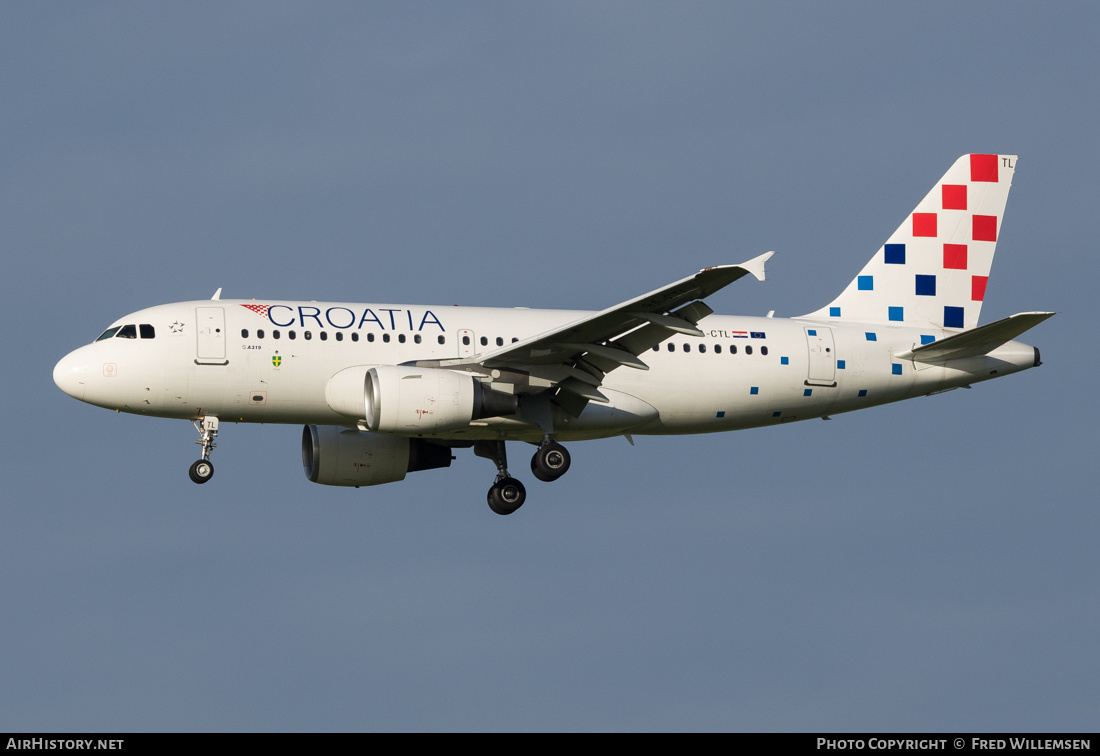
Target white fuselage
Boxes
[53,298,1039,442]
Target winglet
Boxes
[211,288,222,300]
[729,250,773,282]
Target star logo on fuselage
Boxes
[170,321,184,333]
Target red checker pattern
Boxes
[942,184,967,210]
[972,276,989,302]
[970,154,999,182]
[912,213,937,237]
[943,244,968,270]
[973,215,997,242]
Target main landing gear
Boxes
[474,438,571,515]
[475,440,526,515]
[531,439,570,482]
[188,416,218,484]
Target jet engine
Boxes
[302,425,454,487]
[325,365,517,433]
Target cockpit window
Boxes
[95,327,121,342]
[140,324,155,339]
[116,324,138,339]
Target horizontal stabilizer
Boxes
[897,311,1055,362]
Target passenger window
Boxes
[496,337,504,346]
[480,336,488,346]
[320,331,328,341]
[304,331,312,340]
[117,325,137,339]
[241,329,249,338]
[652,345,659,352]
[667,343,675,352]
[511,338,518,343]
[715,344,722,354]
[414,334,421,344]
[367,333,375,342]
[352,333,359,342]
[463,336,470,346]
[273,330,280,339]
[336,332,343,342]
[398,334,406,343]
[383,333,390,343]
[682,343,690,353]
[698,344,706,353]
[746,345,753,355]
[289,331,296,340]
[257,329,265,339]
[96,327,120,341]
[438,336,446,345]
[730,345,737,354]
[761,346,769,355]
[140,324,155,339]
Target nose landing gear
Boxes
[188,416,219,484]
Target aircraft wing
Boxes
[427,251,773,413]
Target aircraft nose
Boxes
[53,349,89,401]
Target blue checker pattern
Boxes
[889,306,904,321]
[858,276,874,291]
[944,306,964,328]
[915,275,936,296]
[892,364,903,375]
[830,307,841,317]
[884,244,906,264]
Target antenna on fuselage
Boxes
[211,288,222,300]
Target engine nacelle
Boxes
[347,365,513,434]
[302,425,453,487]
[365,365,473,433]
[325,365,518,432]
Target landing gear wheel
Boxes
[531,442,570,482]
[189,459,214,484]
[487,477,526,515]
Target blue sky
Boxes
[2,2,1096,731]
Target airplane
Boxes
[54,154,1053,515]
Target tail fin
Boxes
[802,154,1017,330]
